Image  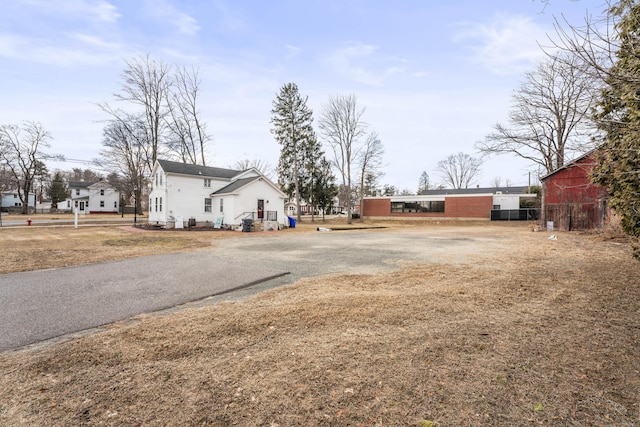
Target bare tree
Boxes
[231,158,274,178]
[477,52,599,174]
[0,122,52,213]
[165,66,211,165]
[437,152,482,189]
[96,116,148,212]
[357,131,384,222]
[99,55,172,176]
[318,94,368,224]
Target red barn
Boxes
[541,151,607,231]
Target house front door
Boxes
[257,199,264,220]
[79,201,85,212]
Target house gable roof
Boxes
[88,181,116,190]
[68,181,92,189]
[157,159,241,179]
[212,176,261,195]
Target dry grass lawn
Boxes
[0,219,639,426]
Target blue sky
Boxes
[0,0,607,191]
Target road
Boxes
[0,227,500,352]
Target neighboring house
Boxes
[541,151,607,231]
[363,187,537,220]
[148,159,287,229]
[0,191,35,213]
[284,197,343,217]
[58,180,120,214]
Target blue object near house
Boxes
[287,216,296,228]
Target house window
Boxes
[204,179,211,188]
[67,201,71,208]
[155,197,158,212]
[155,174,158,186]
[13,194,17,198]
[220,198,224,213]
[114,201,117,208]
[204,198,212,212]
[493,205,501,210]
[76,189,80,196]
[159,197,162,212]
[100,189,105,196]
[159,174,163,185]
[100,200,105,207]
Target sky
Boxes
[0,0,608,192]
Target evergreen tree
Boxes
[47,172,68,209]
[591,1,640,248]
[270,83,316,222]
[418,171,430,193]
[313,157,338,220]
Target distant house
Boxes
[541,151,607,231]
[363,187,537,220]
[148,159,287,229]
[59,180,120,214]
[0,191,35,213]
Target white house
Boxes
[59,180,120,214]
[148,159,287,229]
[1,191,35,212]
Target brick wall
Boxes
[363,196,493,219]
[444,196,493,218]
[363,198,390,216]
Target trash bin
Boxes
[242,218,253,232]
[188,217,196,227]
[287,216,296,228]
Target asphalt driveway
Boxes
[0,227,499,352]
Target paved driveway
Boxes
[1,227,500,351]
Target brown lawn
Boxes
[0,219,638,426]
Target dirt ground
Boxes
[0,219,639,426]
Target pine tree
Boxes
[314,157,338,220]
[270,83,317,222]
[47,172,69,209]
[592,1,640,247]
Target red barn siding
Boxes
[542,154,607,231]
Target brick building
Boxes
[363,187,536,221]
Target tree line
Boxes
[2,1,639,240]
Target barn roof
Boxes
[540,150,596,181]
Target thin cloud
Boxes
[0,33,125,66]
[325,42,384,86]
[143,0,200,35]
[20,0,120,23]
[453,14,548,75]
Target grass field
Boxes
[0,219,638,426]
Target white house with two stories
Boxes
[58,180,120,214]
[148,159,287,229]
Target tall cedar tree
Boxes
[271,83,317,222]
[47,172,69,209]
[314,157,339,220]
[591,0,640,245]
